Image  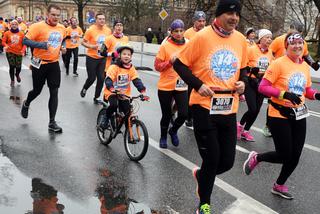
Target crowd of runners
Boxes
[1,0,320,213]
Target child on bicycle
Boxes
[99,43,147,129]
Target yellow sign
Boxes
[159,9,168,20]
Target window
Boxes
[17,7,24,18]
[33,7,42,18]
[61,9,68,21]
[73,10,78,19]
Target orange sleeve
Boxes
[83,28,92,42]
[178,34,200,67]
[79,27,84,37]
[263,62,279,84]
[25,23,38,40]
[106,65,117,81]
[130,67,139,80]
[104,35,113,49]
[241,41,248,68]
[1,31,8,47]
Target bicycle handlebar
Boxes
[111,90,150,102]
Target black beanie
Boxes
[113,19,123,28]
[215,0,242,17]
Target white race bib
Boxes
[175,78,187,91]
[293,104,309,120]
[210,96,234,115]
[30,56,42,69]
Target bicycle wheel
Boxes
[124,119,149,161]
[96,108,112,145]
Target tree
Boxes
[72,0,92,30]
[313,0,320,57]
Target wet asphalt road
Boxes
[1,53,320,214]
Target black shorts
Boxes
[31,61,61,88]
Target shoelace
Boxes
[200,203,211,214]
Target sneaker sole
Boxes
[241,136,255,142]
[271,189,293,200]
[48,128,63,133]
[192,167,200,198]
[243,151,256,175]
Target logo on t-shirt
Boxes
[115,74,129,90]
[71,31,79,44]
[210,49,238,80]
[97,35,105,45]
[288,72,306,95]
[257,56,269,72]
[10,34,20,45]
[48,32,62,48]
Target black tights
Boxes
[9,65,21,81]
[158,90,188,137]
[257,117,306,185]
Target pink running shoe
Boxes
[237,122,244,140]
[240,94,246,102]
[243,151,258,175]
[271,183,293,200]
[241,130,255,142]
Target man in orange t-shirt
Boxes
[80,13,112,104]
[173,0,245,212]
[2,20,26,87]
[21,4,67,133]
[65,17,83,76]
[0,17,8,53]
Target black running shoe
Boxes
[80,88,86,98]
[73,72,79,77]
[93,98,100,105]
[21,101,29,119]
[48,121,63,133]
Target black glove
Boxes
[311,61,320,71]
[99,44,108,57]
[250,67,260,77]
[315,93,320,100]
[283,92,302,105]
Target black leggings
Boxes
[192,105,237,205]
[105,95,130,120]
[187,87,193,121]
[65,47,79,73]
[26,62,61,122]
[158,90,188,137]
[6,52,22,81]
[257,117,306,185]
[240,79,264,130]
[83,56,106,99]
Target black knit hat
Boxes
[113,19,123,28]
[215,0,242,17]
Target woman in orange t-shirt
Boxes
[244,32,320,200]
[237,29,273,142]
[2,20,26,87]
[154,19,188,149]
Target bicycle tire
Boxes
[96,108,113,145]
[124,119,149,161]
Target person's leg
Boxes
[171,90,188,132]
[15,54,22,82]
[185,87,193,126]
[82,56,98,96]
[46,62,61,123]
[73,47,79,74]
[94,58,106,100]
[6,52,15,82]
[65,48,72,75]
[158,90,174,138]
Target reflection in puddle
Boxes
[9,96,21,105]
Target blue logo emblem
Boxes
[288,73,306,95]
[48,32,62,48]
[210,50,238,80]
[97,35,105,45]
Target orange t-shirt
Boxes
[270,34,308,59]
[247,45,274,76]
[0,21,7,33]
[104,64,139,99]
[25,21,66,63]
[65,26,83,49]
[2,31,25,55]
[178,26,248,113]
[156,40,187,91]
[18,22,28,33]
[103,34,129,68]
[184,27,197,40]
[83,24,111,59]
[263,55,311,118]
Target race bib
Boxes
[30,56,42,69]
[210,96,234,115]
[175,78,187,91]
[293,104,309,120]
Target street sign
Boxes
[159,8,168,21]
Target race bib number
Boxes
[293,104,309,120]
[210,96,234,115]
[30,56,42,69]
[175,78,187,91]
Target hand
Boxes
[250,67,260,76]
[283,92,302,105]
[198,84,214,97]
[311,61,320,71]
[21,50,25,56]
[234,81,245,94]
[141,94,150,101]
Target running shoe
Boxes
[243,151,258,175]
[80,88,86,98]
[237,122,244,140]
[192,167,200,198]
[16,74,21,83]
[48,121,63,133]
[196,203,211,214]
[262,125,272,137]
[271,183,293,200]
[21,101,29,119]
[159,137,167,149]
[10,81,15,87]
[93,98,101,105]
[168,128,179,147]
[241,130,255,142]
[73,72,79,77]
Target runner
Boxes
[65,17,83,76]
[183,11,206,127]
[80,13,111,104]
[102,19,128,70]
[20,4,67,133]
[173,0,246,213]
[270,21,319,71]
[237,29,273,142]
[154,19,188,149]
[98,43,148,129]
[2,19,26,87]
[61,19,69,69]
[245,27,256,47]
[17,17,28,34]
[0,17,9,53]
[244,32,320,200]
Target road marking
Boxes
[148,138,278,214]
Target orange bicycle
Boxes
[96,91,149,161]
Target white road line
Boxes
[148,138,278,214]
